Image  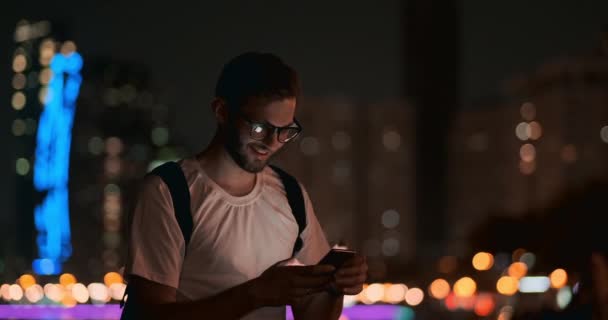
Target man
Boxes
[124,52,368,319]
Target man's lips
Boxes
[250,144,270,156]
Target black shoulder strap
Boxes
[269,165,306,256]
[120,161,192,315]
[148,161,193,247]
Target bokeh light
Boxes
[428,278,450,299]
[453,277,476,298]
[560,144,577,163]
[508,262,528,279]
[474,294,495,317]
[404,287,424,306]
[364,283,384,304]
[519,144,536,162]
[384,283,407,304]
[381,209,400,229]
[497,276,519,296]
[16,158,31,176]
[528,121,542,140]
[25,284,44,303]
[9,284,23,301]
[71,283,89,303]
[88,283,109,303]
[12,54,27,73]
[12,73,26,90]
[472,252,494,271]
[382,130,401,151]
[515,122,529,141]
[556,286,572,309]
[12,92,26,110]
[550,268,568,289]
[520,102,536,121]
[18,274,36,289]
[59,273,77,287]
[103,272,123,287]
[0,284,11,301]
[601,126,608,143]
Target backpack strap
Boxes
[148,161,193,247]
[120,161,192,315]
[269,165,307,257]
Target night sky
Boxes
[1,0,607,235]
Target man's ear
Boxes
[211,98,228,125]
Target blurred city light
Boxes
[71,283,89,304]
[364,283,385,304]
[103,272,123,287]
[519,252,536,269]
[560,144,577,163]
[18,274,36,289]
[12,54,27,73]
[11,92,26,110]
[601,126,608,143]
[24,284,44,303]
[381,209,400,229]
[527,121,542,140]
[473,294,495,317]
[496,276,519,296]
[428,278,450,299]
[384,284,407,304]
[549,268,568,289]
[520,102,536,121]
[453,277,476,298]
[404,287,423,306]
[518,276,550,293]
[519,144,536,162]
[9,284,24,301]
[382,130,401,151]
[60,273,77,286]
[472,252,494,271]
[556,286,572,309]
[515,122,529,141]
[507,262,528,279]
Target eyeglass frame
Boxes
[239,114,303,143]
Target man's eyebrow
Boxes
[264,119,296,128]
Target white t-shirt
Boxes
[126,157,331,319]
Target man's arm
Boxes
[126,263,335,320]
[126,275,258,320]
[291,255,368,320]
[291,291,343,320]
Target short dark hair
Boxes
[215,52,300,113]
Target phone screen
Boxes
[318,249,356,269]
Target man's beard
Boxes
[224,128,276,173]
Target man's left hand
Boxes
[332,255,368,295]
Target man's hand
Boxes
[249,263,335,307]
[332,255,368,295]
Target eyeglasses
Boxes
[240,115,302,143]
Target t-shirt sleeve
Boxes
[294,183,331,265]
[125,175,185,289]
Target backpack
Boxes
[120,161,307,319]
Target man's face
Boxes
[223,97,297,173]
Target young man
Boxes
[124,52,368,319]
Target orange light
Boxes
[59,273,77,287]
[404,287,424,306]
[474,294,495,317]
[103,272,124,287]
[508,262,528,279]
[550,269,568,289]
[18,274,36,289]
[429,278,450,299]
[497,276,519,296]
[472,252,494,271]
[453,277,476,298]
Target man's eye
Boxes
[253,126,264,133]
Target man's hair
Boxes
[215,52,300,113]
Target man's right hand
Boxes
[248,263,335,307]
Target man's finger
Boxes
[296,264,335,275]
[342,286,364,296]
[292,274,333,288]
[335,274,367,288]
[335,265,367,277]
[340,255,366,268]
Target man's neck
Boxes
[196,137,257,196]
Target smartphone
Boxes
[318,249,356,270]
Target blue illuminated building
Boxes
[32,51,83,275]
